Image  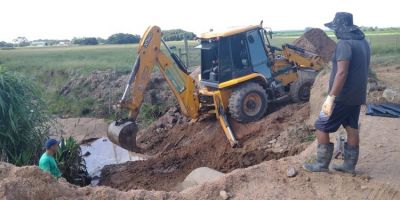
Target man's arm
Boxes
[329,60,350,96]
[50,158,62,178]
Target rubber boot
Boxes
[303,143,334,172]
[333,143,359,174]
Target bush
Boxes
[56,137,91,186]
[107,33,140,44]
[0,68,51,166]
[138,103,165,126]
[72,37,98,45]
[0,41,13,48]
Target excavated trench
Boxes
[98,101,314,191]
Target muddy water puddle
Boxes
[81,137,146,185]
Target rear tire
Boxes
[290,70,317,102]
[228,82,268,123]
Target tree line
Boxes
[72,33,141,45]
[0,29,197,47]
[72,29,196,45]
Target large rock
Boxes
[176,167,224,191]
[382,88,400,104]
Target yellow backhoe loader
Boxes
[108,25,324,152]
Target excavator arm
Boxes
[107,26,200,151]
[108,26,238,151]
[281,44,323,71]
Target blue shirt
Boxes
[329,39,370,105]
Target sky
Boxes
[1,0,399,42]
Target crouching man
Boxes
[39,139,62,178]
[304,12,370,174]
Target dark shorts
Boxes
[315,103,361,133]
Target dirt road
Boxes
[356,113,400,188]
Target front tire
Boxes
[228,82,268,123]
[290,70,317,102]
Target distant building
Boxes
[57,40,71,46]
[31,41,48,47]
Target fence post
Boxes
[178,48,182,58]
[184,35,190,67]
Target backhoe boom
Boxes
[107,26,238,151]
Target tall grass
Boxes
[0,68,51,165]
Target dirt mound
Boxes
[182,156,400,200]
[59,70,176,118]
[308,69,330,124]
[99,102,314,191]
[4,155,399,200]
[0,162,181,200]
[293,28,336,62]
[49,118,108,143]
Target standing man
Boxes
[304,12,370,174]
[39,139,62,178]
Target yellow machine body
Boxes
[108,25,325,151]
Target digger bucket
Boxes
[107,120,141,152]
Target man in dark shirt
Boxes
[304,12,370,174]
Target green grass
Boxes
[1,32,398,74]
[1,31,399,117]
[0,41,200,74]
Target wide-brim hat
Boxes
[325,12,359,33]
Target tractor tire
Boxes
[228,82,268,123]
[290,70,317,102]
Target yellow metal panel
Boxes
[218,73,266,89]
[199,25,261,39]
[157,52,200,119]
[126,26,161,119]
[122,26,200,120]
[282,47,323,71]
[275,72,298,86]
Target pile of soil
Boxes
[3,155,399,200]
[59,70,176,117]
[293,28,336,62]
[181,155,400,200]
[49,118,108,143]
[308,69,330,124]
[99,102,314,191]
[0,162,181,200]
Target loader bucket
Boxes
[107,120,141,152]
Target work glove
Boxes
[321,95,336,116]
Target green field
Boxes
[1,33,399,74]
[1,31,399,117]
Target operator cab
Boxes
[199,25,273,88]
